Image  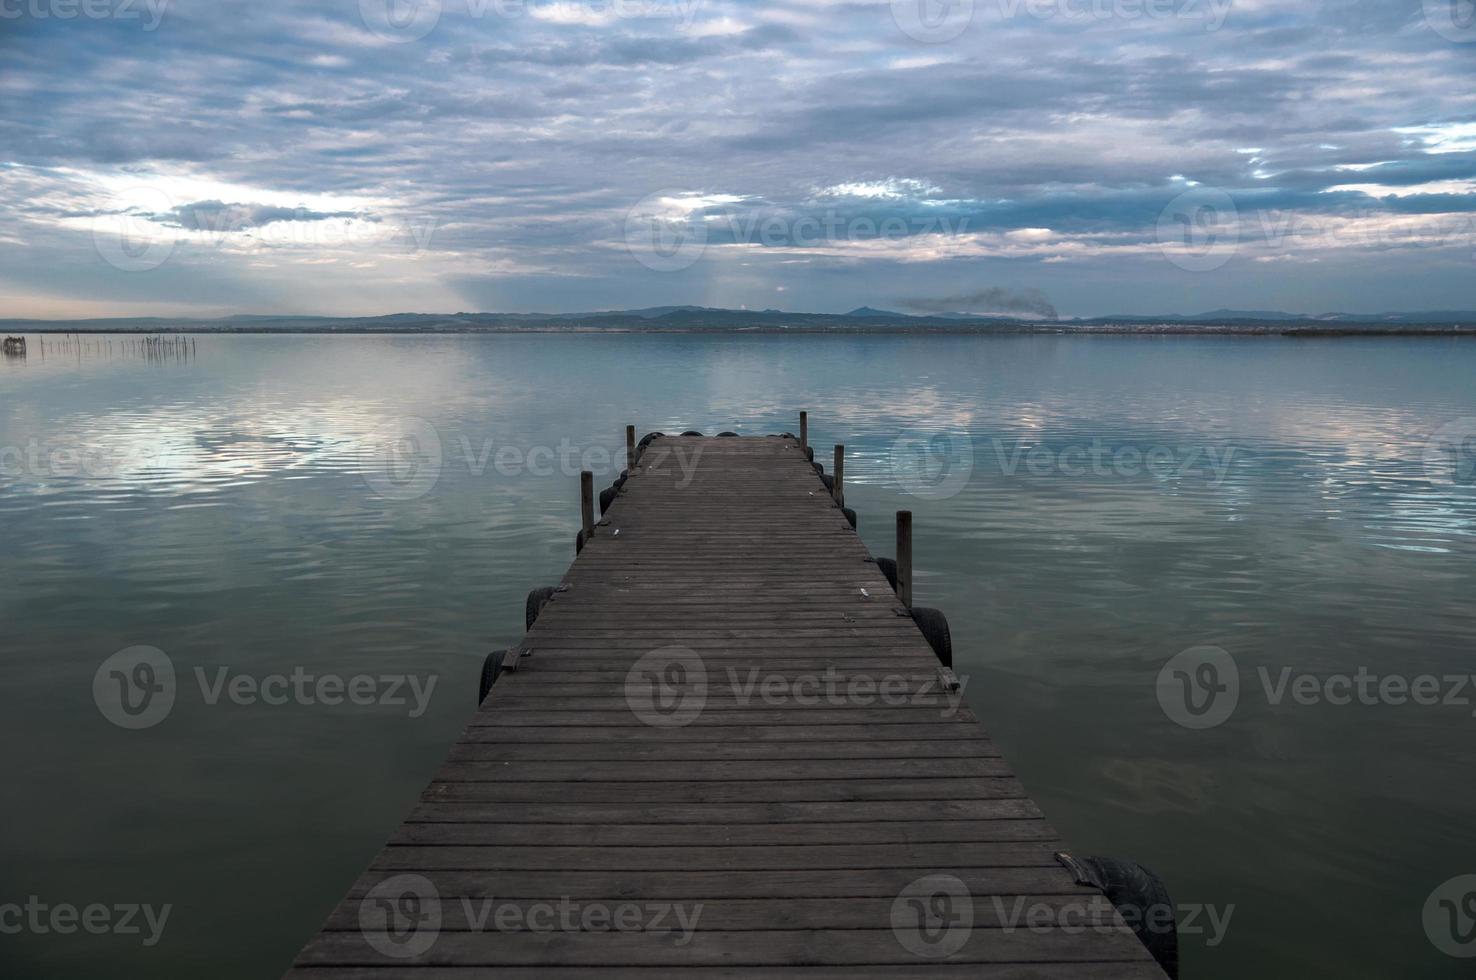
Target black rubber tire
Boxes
[1077,857,1179,979]
[479,650,504,704]
[680,430,704,437]
[575,529,587,554]
[876,557,898,593]
[614,471,628,490]
[634,433,662,464]
[819,474,834,493]
[599,485,617,516]
[717,431,738,437]
[804,447,814,462]
[842,506,857,530]
[812,461,824,475]
[910,607,953,668]
[525,586,555,630]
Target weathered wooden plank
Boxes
[370,842,1064,872]
[404,799,1045,824]
[291,967,1164,980]
[464,709,982,726]
[421,778,1028,804]
[454,724,990,743]
[426,759,1011,782]
[444,740,1000,761]
[339,866,1104,900]
[388,820,1054,847]
[295,929,1148,967]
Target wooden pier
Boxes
[286,431,1168,978]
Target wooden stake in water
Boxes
[833,444,845,507]
[896,510,913,609]
[581,471,595,540]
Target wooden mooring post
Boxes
[896,508,913,609]
[798,410,808,455]
[832,443,845,507]
[626,424,636,473]
[577,470,595,553]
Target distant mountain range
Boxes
[3,306,1475,334]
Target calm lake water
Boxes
[2,332,1475,978]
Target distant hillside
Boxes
[1091,309,1476,325]
[4,306,1474,334]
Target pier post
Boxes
[833,444,845,507]
[626,424,636,472]
[896,510,913,609]
[580,471,595,551]
[799,412,808,455]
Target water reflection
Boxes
[1,333,1474,979]
[4,333,197,364]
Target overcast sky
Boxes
[2,0,1475,318]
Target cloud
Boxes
[0,0,1473,316]
[159,200,365,232]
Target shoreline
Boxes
[5,325,1475,338]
